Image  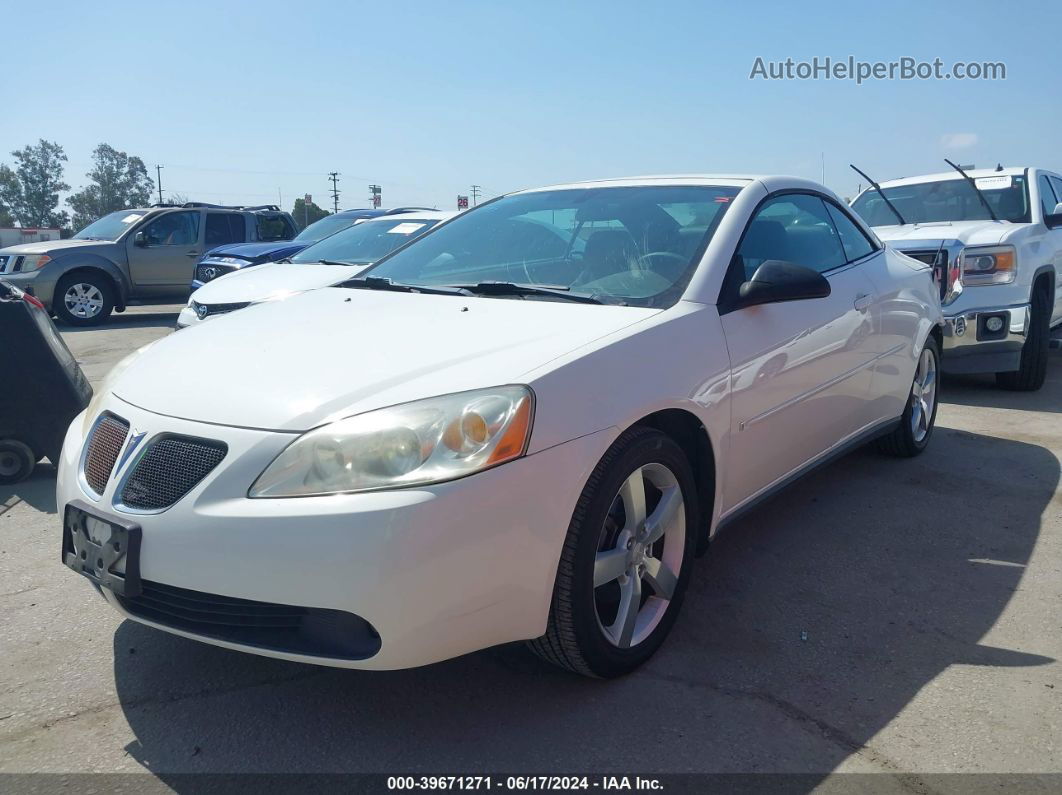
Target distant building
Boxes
[0,227,61,247]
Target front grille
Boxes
[119,436,227,510]
[83,415,129,495]
[193,300,250,318]
[116,580,381,660]
[900,248,948,300]
[196,263,237,283]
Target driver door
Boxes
[719,193,880,512]
[127,210,204,291]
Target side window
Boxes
[1045,176,1062,218]
[140,211,200,247]
[1038,175,1057,221]
[825,201,876,263]
[205,213,246,246]
[257,214,295,242]
[735,193,846,279]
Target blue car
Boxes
[191,207,433,290]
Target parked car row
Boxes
[177,210,454,327]
[59,173,954,677]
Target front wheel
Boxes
[528,427,698,678]
[53,272,114,327]
[996,286,1050,392]
[877,337,940,457]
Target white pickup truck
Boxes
[851,166,1062,390]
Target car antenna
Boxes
[849,164,906,225]
[944,158,998,221]
[995,163,1004,172]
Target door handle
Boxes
[853,293,872,312]
[186,251,201,258]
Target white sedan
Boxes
[58,175,942,678]
[176,210,455,328]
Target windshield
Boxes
[360,186,739,307]
[291,217,442,265]
[293,214,363,243]
[73,210,148,241]
[852,174,1030,226]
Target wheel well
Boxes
[56,267,123,308]
[633,409,715,556]
[1032,270,1053,303]
[929,323,943,351]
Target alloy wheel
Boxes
[593,462,686,648]
[64,283,104,319]
[909,346,938,443]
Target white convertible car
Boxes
[59,175,943,678]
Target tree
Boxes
[66,143,155,230]
[0,200,13,227]
[291,197,330,230]
[0,139,69,228]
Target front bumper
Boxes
[941,303,1030,374]
[56,396,610,670]
[1,270,54,308]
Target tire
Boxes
[996,285,1050,392]
[528,426,698,678]
[877,336,941,458]
[53,272,115,327]
[0,439,36,484]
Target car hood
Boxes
[115,288,658,431]
[872,220,1013,247]
[193,261,367,304]
[204,241,308,261]
[0,238,104,255]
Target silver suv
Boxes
[0,203,297,326]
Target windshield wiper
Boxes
[850,164,907,225]
[447,281,604,304]
[320,259,357,266]
[944,158,999,222]
[341,275,467,296]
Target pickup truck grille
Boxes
[899,248,948,300]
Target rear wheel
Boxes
[53,272,114,327]
[0,439,35,484]
[877,337,940,457]
[528,427,697,678]
[996,285,1050,391]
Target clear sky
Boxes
[2,0,1059,215]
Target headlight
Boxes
[249,385,534,497]
[19,254,50,271]
[959,245,1016,285]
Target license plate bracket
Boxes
[62,499,142,597]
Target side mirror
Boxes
[134,231,148,247]
[738,260,831,308]
[1046,201,1062,230]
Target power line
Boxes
[470,185,481,206]
[328,172,341,214]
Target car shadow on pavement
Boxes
[58,312,179,334]
[109,426,1058,781]
[941,347,1062,413]
[0,464,57,515]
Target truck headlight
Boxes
[18,255,50,271]
[959,245,1016,285]
[249,386,534,497]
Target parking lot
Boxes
[1,307,1060,784]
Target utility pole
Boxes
[368,184,382,209]
[328,172,341,214]
[470,185,482,206]
[155,165,164,204]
